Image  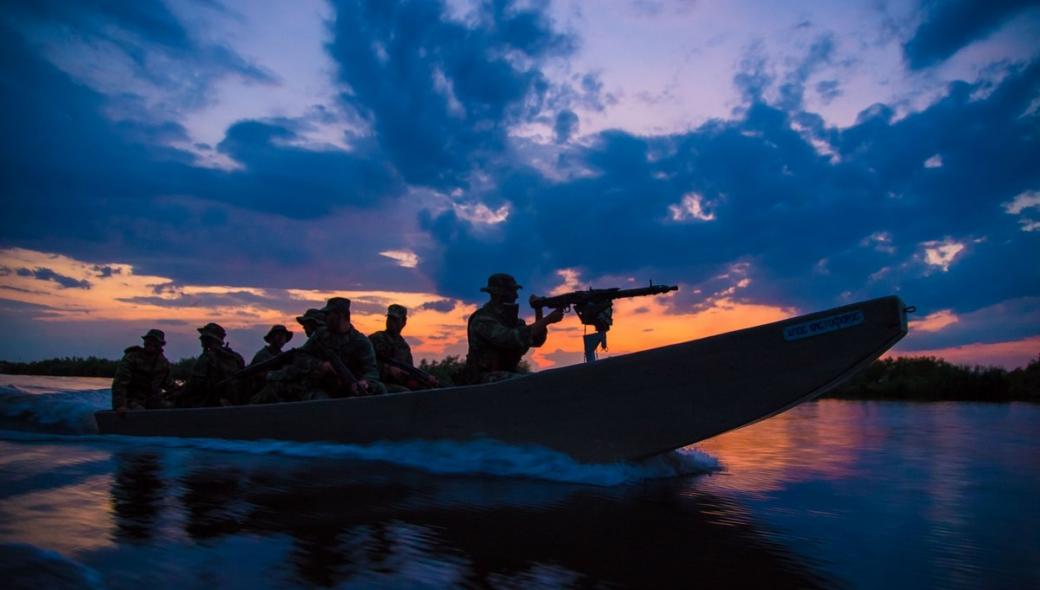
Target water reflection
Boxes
[168,458,830,588]
[110,452,164,542]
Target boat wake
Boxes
[0,386,720,486]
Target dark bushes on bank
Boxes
[827,355,1040,402]
[0,356,198,382]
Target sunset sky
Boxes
[0,0,1038,368]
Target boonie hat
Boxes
[296,308,326,326]
[142,329,166,345]
[197,322,227,342]
[263,324,293,343]
[321,297,351,315]
[481,273,522,294]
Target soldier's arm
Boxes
[356,337,381,384]
[154,358,172,394]
[371,333,393,362]
[471,315,532,351]
[111,355,132,409]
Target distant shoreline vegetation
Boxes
[0,354,1036,402]
[823,356,1039,402]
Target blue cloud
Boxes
[15,267,92,290]
[904,0,1036,69]
[326,0,574,189]
[417,59,1040,333]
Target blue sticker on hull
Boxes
[784,310,864,341]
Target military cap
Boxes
[480,273,522,294]
[320,297,351,315]
[295,308,326,326]
[197,322,227,342]
[263,324,294,343]
[142,328,166,345]
[387,304,407,319]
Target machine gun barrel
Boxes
[530,283,678,313]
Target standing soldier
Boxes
[465,273,563,384]
[369,304,436,391]
[295,308,325,338]
[112,329,172,414]
[175,322,245,407]
[301,297,386,396]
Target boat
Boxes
[95,295,910,463]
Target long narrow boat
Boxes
[95,296,909,463]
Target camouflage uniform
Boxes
[176,323,246,407]
[369,304,414,390]
[301,325,386,396]
[250,344,281,366]
[465,301,545,383]
[111,330,171,410]
[250,352,329,404]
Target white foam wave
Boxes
[0,386,107,434]
[0,385,720,486]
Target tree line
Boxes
[1,354,1036,401]
[824,355,1039,402]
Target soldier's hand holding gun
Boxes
[531,305,566,340]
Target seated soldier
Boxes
[175,322,245,407]
[464,273,563,384]
[301,297,386,397]
[245,324,293,399]
[251,324,293,365]
[249,311,330,405]
[369,304,436,392]
[112,329,172,414]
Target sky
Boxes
[0,0,1038,368]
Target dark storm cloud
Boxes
[418,299,458,313]
[418,57,1040,330]
[554,110,579,143]
[15,267,92,290]
[326,0,575,189]
[0,15,408,286]
[91,265,122,278]
[903,0,1036,69]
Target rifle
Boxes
[220,348,299,386]
[384,358,439,389]
[529,282,678,362]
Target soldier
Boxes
[112,329,172,414]
[249,311,328,405]
[244,325,293,399]
[175,322,245,407]
[465,273,564,384]
[251,325,293,366]
[369,304,436,391]
[301,297,386,397]
[295,308,325,338]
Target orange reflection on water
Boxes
[0,444,116,556]
[692,400,871,494]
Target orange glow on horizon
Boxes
[2,247,1035,369]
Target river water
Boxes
[0,374,1037,589]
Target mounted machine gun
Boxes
[530,282,678,362]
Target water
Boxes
[1,375,1038,589]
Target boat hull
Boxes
[95,296,909,463]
